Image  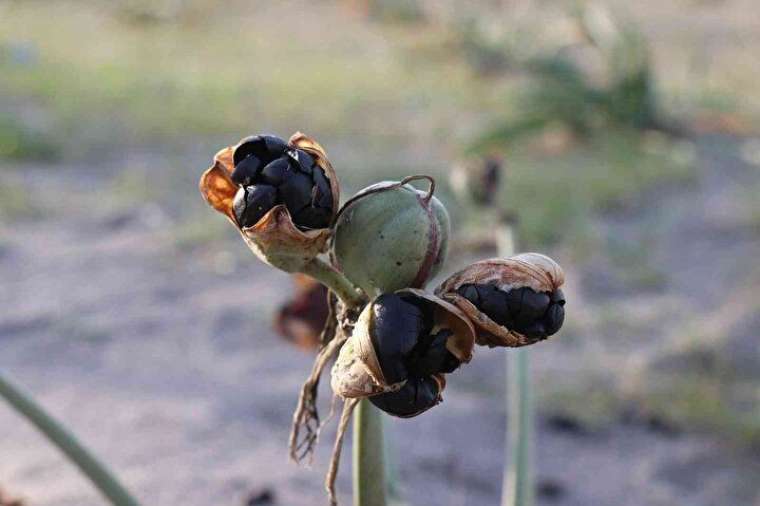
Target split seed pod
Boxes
[331,289,474,418]
[274,274,329,350]
[332,175,450,297]
[436,253,566,348]
[199,132,340,272]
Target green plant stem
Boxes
[0,372,140,506]
[302,256,364,308]
[352,399,387,506]
[499,223,535,506]
[503,349,534,506]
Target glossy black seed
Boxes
[290,149,315,174]
[291,206,332,230]
[544,303,565,336]
[259,157,292,186]
[233,134,287,167]
[279,171,314,215]
[312,168,333,209]
[232,185,278,228]
[479,286,510,325]
[458,284,481,306]
[522,290,550,320]
[372,294,424,384]
[522,320,547,339]
[231,155,264,186]
[505,288,524,318]
[458,284,565,339]
[369,375,440,417]
[408,329,461,377]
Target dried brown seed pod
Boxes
[449,155,502,207]
[274,274,330,350]
[435,253,566,347]
[199,132,340,272]
[330,288,475,413]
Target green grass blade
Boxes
[0,372,141,506]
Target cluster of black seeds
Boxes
[230,135,333,230]
[457,284,565,339]
[368,293,461,417]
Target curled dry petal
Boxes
[330,289,475,400]
[435,253,566,347]
[198,132,340,272]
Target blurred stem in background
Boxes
[353,399,387,506]
[0,372,140,506]
[499,220,535,506]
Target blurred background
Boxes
[1,0,758,505]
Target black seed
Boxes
[521,290,551,321]
[290,149,315,174]
[460,284,565,339]
[505,288,524,318]
[230,155,264,186]
[408,329,461,377]
[279,171,314,214]
[232,185,278,228]
[479,286,511,326]
[372,294,424,384]
[369,375,440,417]
[232,134,287,167]
[312,168,333,209]
[457,284,481,306]
[544,302,565,336]
[264,135,288,156]
[522,320,547,339]
[260,157,291,186]
[291,206,332,229]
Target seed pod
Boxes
[330,289,474,418]
[435,253,566,348]
[332,176,450,297]
[274,274,329,350]
[199,132,340,272]
[449,155,502,207]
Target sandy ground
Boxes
[1,135,759,506]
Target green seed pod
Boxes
[332,175,450,297]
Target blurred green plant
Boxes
[0,114,59,161]
[498,131,695,250]
[0,373,140,506]
[468,5,679,154]
[356,0,426,25]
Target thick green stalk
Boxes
[502,349,534,506]
[0,372,140,506]
[352,399,387,506]
[301,256,364,308]
[499,223,535,506]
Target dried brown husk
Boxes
[435,252,565,347]
[274,274,330,350]
[198,132,340,272]
[330,288,475,399]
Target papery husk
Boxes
[198,132,340,272]
[400,288,475,364]
[330,304,403,399]
[274,274,330,350]
[330,289,475,399]
[435,252,565,348]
